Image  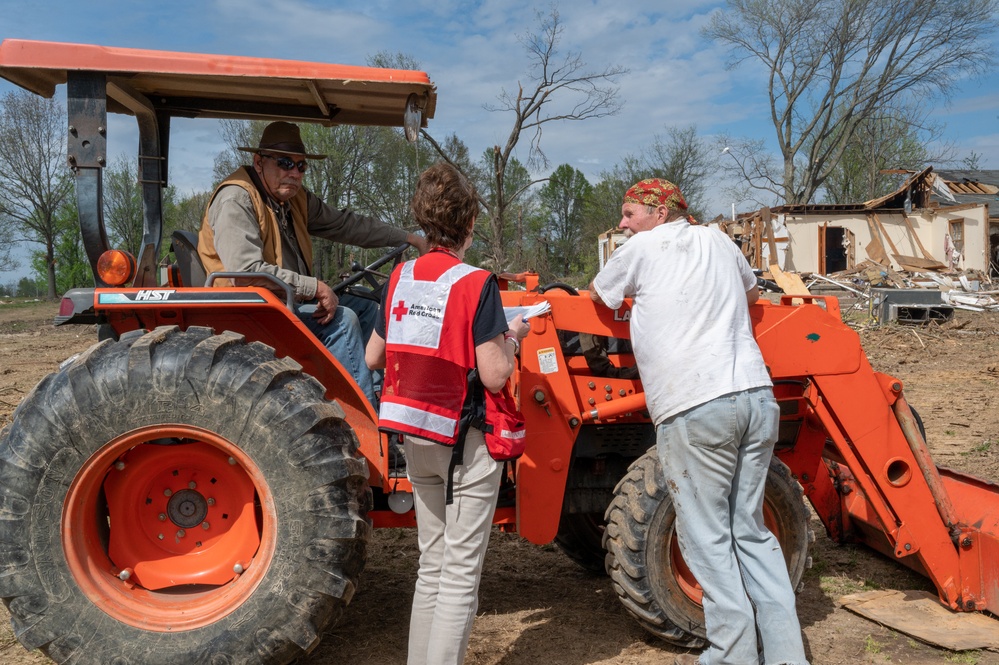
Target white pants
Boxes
[405,429,502,665]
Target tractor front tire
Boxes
[0,326,371,665]
[603,448,812,647]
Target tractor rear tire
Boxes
[603,448,812,647]
[0,326,372,665]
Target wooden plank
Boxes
[873,213,945,271]
[839,590,999,651]
[865,215,890,266]
[846,229,856,270]
[818,221,827,275]
[872,213,903,256]
[895,256,947,271]
[769,264,811,295]
[761,207,778,267]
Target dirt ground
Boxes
[1,298,998,665]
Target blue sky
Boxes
[1,0,997,285]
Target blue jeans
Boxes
[339,293,379,343]
[405,429,502,665]
[657,387,809,665]
[295,302,376,407]
[339,293,383,398]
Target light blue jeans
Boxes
[295,302,376,407]
[405,429,502,665]
[339,293,383,398]
[657,387,809,665]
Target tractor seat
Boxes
[170,230,208,287]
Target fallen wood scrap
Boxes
[769,265,810,295]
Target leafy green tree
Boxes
[536,164,592,282]
[705,0,999,204]
[26,201,89,295]
[163,187,211,236]
[0,90,74,299]
[16,275,46,298]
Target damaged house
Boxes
[729,167,995,277]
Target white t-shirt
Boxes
[592,221,771,424]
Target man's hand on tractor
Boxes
[406,232,429,255]
[313,280,340,325]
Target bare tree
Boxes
[640,125,717,220]
[423,6,626,270]
[0,91,74,298]
[705,0,999,204]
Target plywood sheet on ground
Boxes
[839,590,999,651]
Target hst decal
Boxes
[98,291,268,305]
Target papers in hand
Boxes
[504,301,551,323]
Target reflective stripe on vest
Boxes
[379,401,457,440]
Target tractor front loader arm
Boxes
[754,295,999,615]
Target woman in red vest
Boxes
[366,162,528,665]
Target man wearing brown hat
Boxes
[589,179,809,665]
[199,121,427,407]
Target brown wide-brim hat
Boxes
[237,121,327,160]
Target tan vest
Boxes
[198,167,313,287]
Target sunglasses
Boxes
[260,153,308,173]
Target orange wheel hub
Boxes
[62,425,277,631]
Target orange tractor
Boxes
[1,40,997,664]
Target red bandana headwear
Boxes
[623,178,688,211]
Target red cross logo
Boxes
[391,299,409,322]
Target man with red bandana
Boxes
[589,179,809,665]
[198,121,426,407]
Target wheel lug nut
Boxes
[164,489,172,497]
[158,513,166,521]
[114,461,125,470]
[228,457,237,465]
[233,563,244,574]
[176,529,186,538]
[118,568,132,581]
[207,498,216,506]
[202,521,210,530]
[188,481,197,490]
[157,533,164,540]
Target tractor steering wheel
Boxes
[331,242,411,303]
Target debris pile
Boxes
[766,261,999,327]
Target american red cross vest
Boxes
[379,252,492,445]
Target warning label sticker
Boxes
[537,347,559,374]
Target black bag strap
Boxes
[446,369,488,504]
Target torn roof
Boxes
[772,166,934,214]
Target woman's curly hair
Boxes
[410,162,479,249]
